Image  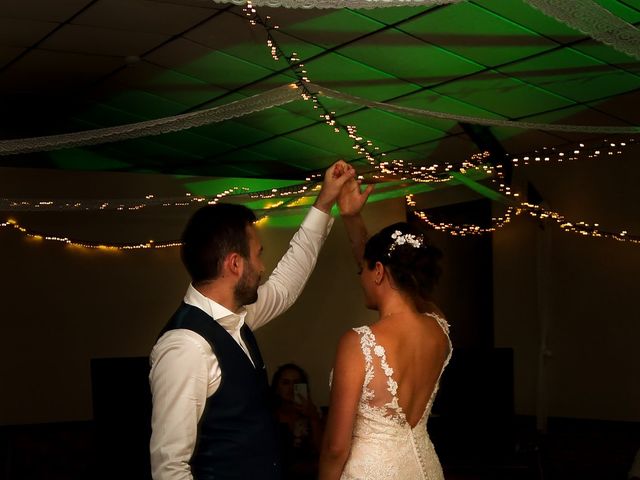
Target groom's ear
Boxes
[225,252,244,277]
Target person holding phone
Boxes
[271,364,323,480]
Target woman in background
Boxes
[272,363,323,480]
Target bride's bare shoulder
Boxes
[421,301,446,319]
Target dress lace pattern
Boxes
[340,313,452,480]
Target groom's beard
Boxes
[234,264,260,306]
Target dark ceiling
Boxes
[0,0,638,191]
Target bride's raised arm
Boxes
[337,175,374,269]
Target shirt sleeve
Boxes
[245,206,333,330]
[149,330,212,480]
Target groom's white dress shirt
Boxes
[149,206,333,480]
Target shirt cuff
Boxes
[303,206,335,236]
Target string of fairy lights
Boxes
[408,136,639,242]
[1,2,638,249]
[242,1,497,184]
[244,2,640,245]
[0,218,182,250]
[410,196,640,244]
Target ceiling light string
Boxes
[5,135,626,212]
[409,148,640,243]
[487,137,635,206]
[2,5,635,246]
[408,180,640,243]
[0,188,249,212]
[407,193,516,236]
[242,2,390,177]
[506,137,634,169]
[0,218,182,250]
[247,3,640,245]
[243,2,640,209]
[241,2,497,184]
[0,197,319,250]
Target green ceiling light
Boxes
[183,177,301,196]
[450,171,506,202]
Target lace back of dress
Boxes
[354,326,406,424]
[353,315,452,427]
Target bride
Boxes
[319,177,452,480]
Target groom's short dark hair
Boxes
[181,203,257,284]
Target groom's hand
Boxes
[314,160,356,214]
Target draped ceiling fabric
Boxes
[211,0,640,59]
[213,0,464,8]
[0,0,638,182]
[0,85,302,155]
[1,0,638,156]
[1,83,638,156]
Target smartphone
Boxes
[293,382,308,405]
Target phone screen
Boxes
[293,383,308,404]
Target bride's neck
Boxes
[377,293,417,320]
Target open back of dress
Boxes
[340,313,452,480]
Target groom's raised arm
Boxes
[245,161,355,330]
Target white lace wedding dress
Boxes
[340,313,452,480]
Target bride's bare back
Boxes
[367,310,451,428]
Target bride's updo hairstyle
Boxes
[363,222,443,301]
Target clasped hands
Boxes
[314,160,374,216]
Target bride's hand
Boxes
[338,177,373,217]
[314,160,356,214]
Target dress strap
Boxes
[425,312,450,335]
[352,326,375,402]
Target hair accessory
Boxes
[387,230,423,256]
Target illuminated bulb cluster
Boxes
[412,208,514,236]
[1,218,182,250]
[509,138,634,167]
[247,174,322,200]
[1,187,250,212]
[409,196,639,243]
[242,4,503,188]
[243,1,257,26]
[518,203,639,244]
[266,39,279,61]
[242,4,392,170]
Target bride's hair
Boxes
[363,222,443,302]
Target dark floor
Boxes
[1,417,638,480]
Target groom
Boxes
[149,161,355,480]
